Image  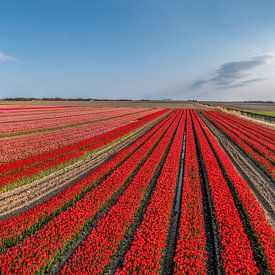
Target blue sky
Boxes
[1,0,275,100]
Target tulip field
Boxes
[0,104,274,274]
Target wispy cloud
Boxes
[191,55,274,89]
[0,52,17,62]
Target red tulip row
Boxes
[59,111,183,275]
[205,111,275,157]
[173,111,207,274]
[0,110,175,249]
[1,109,166,174]
[0,109,168,190]
[0,109,164,163]
[192,112,259,274]
[207,111,275,152]
[115,111,186,274]
[196,112,275,274]
[208,110,275,143]
[0,111,180,274]
[203,111,275,180]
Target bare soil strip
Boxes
[199,112,275,228]
[0,115,166,220]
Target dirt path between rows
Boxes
[199,112,275,229]
[0,116,165,221]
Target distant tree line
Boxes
[3,97,92,101]
[243,100,274,104]
[2,97,139,101]
[2,97,200,102]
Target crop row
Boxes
[0,110,168,192]
[173,111,207,273]
[212,111,275,142]
[115,111,186,274]
[0,109,166,163]
[0,108,274,274]
[0,107,121,123]
[59,111,183,274]
[203,111,275,180]
[195,112,275,273]
[0,108,153,135]
[204,111,275,155]
[0,106,91,118]
[192,112,259,274]
[208,111,275,152]
[0,105,72,111]
[0,110,175,249]
[0,108,156,139]
[0,111,180,274]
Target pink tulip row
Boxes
[0,107,113,123]
[0,110,169,192]
[0,108,154,135]
[0,111,178,274]
[0,111,174,247]
[0,109,161,162]
[0,105,72,111]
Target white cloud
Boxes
[0,52,17,62]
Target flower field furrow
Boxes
[0,109,167,174]
[0,111,175,249]
[203,112,275,180]
[173,111,207,274]
[196,112,275,274]
[0,107,98,119]
[0,109,165,162]
[0,110,168,191]
[0,111,181,274]
[208,111,275,152]
[0,105,274,274]
[209,111,275,142]
[0,105,73,111]
[0,108,154,135]
[192,112,259,274]
[115,111,186,274]
[214,112,275,147]
[205,111,275,160]
[0,107,124,123]
[59,111,182,275]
